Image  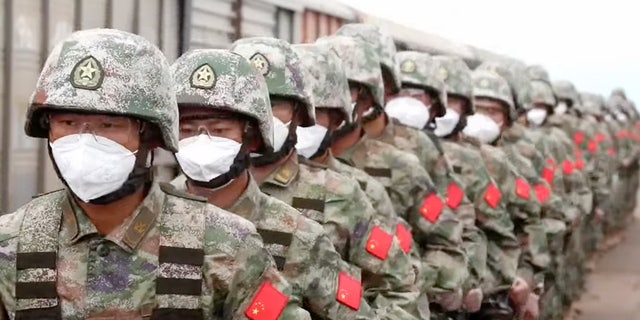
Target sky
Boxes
[337,0,640,106]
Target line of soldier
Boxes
[0,23,638,320]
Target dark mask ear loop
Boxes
[250,103,300,167]
[332,87,367,140]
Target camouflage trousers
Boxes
[608,169,640,232]
[539,228,567,320]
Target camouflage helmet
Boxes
[396,51,447,109]
[525,64,551,85]
[433,55,475,114]
[230,37,315,127]
[171,49,274,151]
[476,60,528,111]
[472,70,516,121]
[292,44,352,123]
[335,23,401,93]
[611,88,628,100]
[316,35,385,109]
[26,28,178,151]
[552,80,579,107]
[578,92,604,117]
[525,80,557,111]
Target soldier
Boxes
[433,55,549,319]
[230,37,422,319]
[0,29,307,319]
[169,49,378,319]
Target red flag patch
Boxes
[541,166,554,187]
[420,193,444,223]
[245,281,289,320]
[515,178,531,200]
[562,159,574,175]
[595,132,605,143]
[534,184,551,203]
[365,225,393,260]
[573,131,584,145]
[587,140,597,153]
[483,183,501,208]
[336,272,362,310]
[395,222,413,253]
[608,147,615,156]
[575,158,584,170]
[446,182,464,209]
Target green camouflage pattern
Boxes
[524,65,552,85]
[525,80,556,110]
[552,81,579,106]
[171,49,274,150]
[257,156,426,319]
[433,56,475,114]
[316,35,385,109]
[476,60,529,112]
[292,44,352,122]
[26,28,179,151]
[171,174,377,319]
[337,136,469,304]
[396,51,448,108]
[472,70,516,120]
[335,23,402,93]
[0,183,309,319]
[578,92,605,117]
[231,37,315,127]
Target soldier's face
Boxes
[48,112,141,152]
[475,98,507,130]
[271,99,296,125]
[447,96,467,116]
[316,108,345,131]
[179,116,245,144]
[382,70,396,104]
[399,88,433,110]
[350,85,374,118]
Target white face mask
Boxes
[434,108,460,137]
[463,113,500,144]
[604,114,614,122]
[526,108,547,127]
[385,96,431,129]
[616,113,628,122]
[272,116,291,152]
[50,134,137,203]
[175,134,242,183]
[295,125,328,159]
[555,102,568,115]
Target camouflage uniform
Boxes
[231,37,423,319]
[0,29,307,320]
[170,49,377,319]
[317,34,468,316]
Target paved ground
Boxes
[572,198,640,319]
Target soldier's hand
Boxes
[522,293,540,320]
[509,277,531,307]
[435,290,463,311]
[463,288,483,312]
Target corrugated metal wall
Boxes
[3,0,353,213]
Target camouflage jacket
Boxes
[441,138,520,290]
[172,174,377,319]
[256,154,424,319]
[336,136,468,297]
[0,183,309,320]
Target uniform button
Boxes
[96,243,110,257]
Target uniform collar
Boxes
[262,153,300,188]
[62,184,161,253]
[228,175,263,220]
[336,134,369,167]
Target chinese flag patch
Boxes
[541,166,554,187]
[546,158,556,168]
[395,222,413,253]
[515,178,531,200]
[446,182,464,209]
[420,192,444,223]
[365,225,393,260]
[534,184,551,203]
[562,159,574,175]
[573,131,584,145]
[483,183,501,208]
[575,158,584,170]
[595,132,605,143]
[245,281,289,320]
[617,130,627,139]
[608,147,615,156]
[587,140,597,153]
[336,272,362,310]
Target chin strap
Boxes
[442,116,468,140]
[309,129,333,160]
[188,144,250,189]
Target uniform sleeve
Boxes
[223,233,311,320]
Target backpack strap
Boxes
[152,183,207,320]
[15,191,65,320]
